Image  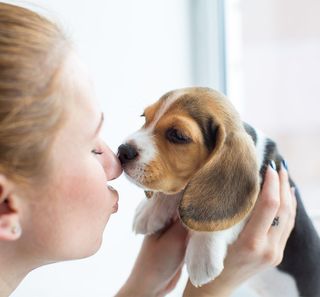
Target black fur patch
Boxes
[243,122,257,145]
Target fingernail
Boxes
[269,160,276,170]
[282,159,288,171]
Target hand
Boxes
[116,218,189,297]
[184,163,297,297]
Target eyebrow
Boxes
[94,112,104,136]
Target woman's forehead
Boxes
[57,52,101,139]
[62,51,94,97]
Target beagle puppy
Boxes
[118,87,320,297]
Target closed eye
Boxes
[92,149,104,155]
[165,128,192,144]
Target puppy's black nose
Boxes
[117,143,138,165]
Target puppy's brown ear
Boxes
[179,126,259,231]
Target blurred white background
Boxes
[4,0,319,296]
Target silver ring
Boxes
[271,216,280,227]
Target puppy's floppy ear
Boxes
[179,124,259,231]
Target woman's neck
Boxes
[0,265,27,297]
[0,243,37,297]
[0,278,12,297]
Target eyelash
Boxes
[91,149,104,155]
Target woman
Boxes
[0,3,296,297]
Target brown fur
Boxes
[137,87,260,231]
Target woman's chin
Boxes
[78,239,103,259]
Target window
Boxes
[225,0,320,230]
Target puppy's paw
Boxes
[132,199,169,235]
[185,235,226,287]
[186,253,224,287]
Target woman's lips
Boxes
[112,201,119,213]
[108,184,119,213]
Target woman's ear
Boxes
[0,175,22,241]
[178,128,260,232]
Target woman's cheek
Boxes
[88,154,118,220]
[96,168,115,214]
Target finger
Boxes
[243,163,280,238]
[268,163,292,240]
[279,161,291,207]
[158,221,189,270]
[278,186,297,251]
[291,187,297,213]
[160,219,188,240]
[162,266,183,295]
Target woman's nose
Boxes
[103,145,123,181]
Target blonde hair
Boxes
[0,3,69,184]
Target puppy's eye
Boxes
[166,128,192,144]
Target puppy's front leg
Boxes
[186,222,244,287]
[133,192,181,235]
[186,231,228,287]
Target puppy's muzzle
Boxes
[117,143,138,165]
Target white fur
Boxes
[123,129,157,188]
[133,192,181,235]
[149,89,186,130]
[124,91,184,185]
[125,129,156,165]
[186,221,246,286]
